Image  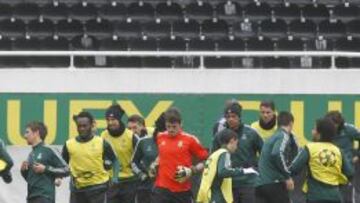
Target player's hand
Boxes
[285,178,294,191]
[242,167,259,175]
[32,163,46,174]
[353,156,359,164]
[21,161,29,171]
[140,173,148,181]
[149,161,159,178]
[174,166,192,183]
[55,178,62,187]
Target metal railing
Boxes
[0,51,359,68]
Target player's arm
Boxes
[341,149,354,179]
[271,134,291,178]
[0,140,13,175]
[131,139,148,180]
[253,130,264,154]
[103,140,120,174]
[61,144,69,164]
[289,147,309,176]
[46,147,70,178]
[217,152,244,178]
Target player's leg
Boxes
[87,188,108,203]
[172,190,193,203]
[27,196,53,203]
[237,186,255,203]
[150,187,173,203]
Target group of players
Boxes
[0,99,359,203]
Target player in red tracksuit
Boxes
[151,107,209,203]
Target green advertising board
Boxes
[1,93,360,147]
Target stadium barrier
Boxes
[1,51,360,68]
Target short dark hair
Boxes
[164,107,182,124]
[277,111,294,127]
[324,111,345,131]
[73,111,94,124]
[316,118,337,142]
[217,129,237,145]
[26,121,48,141]
[154,112,166,137]
[127,114,145,126]
[260,100,275,111]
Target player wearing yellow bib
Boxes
[250,100,277,141]
[62,111,118,203]
[198,129,258,203]
[290,118,354,203]
[101,104,139,203]
[0,137,13,184]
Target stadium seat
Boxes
[217,37,245,50]
[143,21,171,39]
[202,19,229,40]
[99,37,128,50]
[286,0,314,6]
[13,3,40,22]
[347,0,360,5]
[129,37,157,51]
[37,36,71,67]
[289,19,317,40]
[156,2,183,22]
[316,0,343,5]
[0,0,25,6]
[302,4,330,23]
[41,36,70,50]
[71,35,99,50]
[85,19,114,39]
[318,20,346,39]
[58,0,81,6]
[232,0,253,7]
[0,3,12,21]
[335,37,360,68]
[273,3,301,23]
[232,19,259,39]
[12,37,41,67]
[247,36,273,50]
[214,37,245,68]
[216,1,243,23]
[27,19,55,39]
[0,38,12,50]
[276,37,304,68]
[262,57,291,68]
[246,36,273,68]
[69,3,98,21]
[277,37,304,51]
[173,19,200,39]
[98,3,127,22]
[142,56,172,68]
[57,19,84,39]
[244,2,271,22]
[188,37,216,51]
[333,4,360,23]
[158,37,186,51]
[41,3,69,23]
[0,19,26,39]
[185,2,214,22]
[260,19,288,40]
[114,21,142,39]
[127,2,155,22]
[347,19,360,37]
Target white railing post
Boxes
[331,55,336,69]
[69,55,75,69]
[200,56,205,69]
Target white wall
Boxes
[0,69,359,94]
